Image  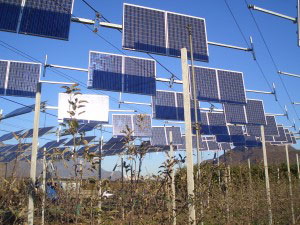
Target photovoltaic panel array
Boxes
[152,90,200,122]
[223,103,247,124]
[64,136,96,146]
[245,99,267,125]
[178,135,206,150]
[0,60,41,98]
[220,143,231,150]
[207,112,228,135]
[23,126,54,138]
[207,141,220,151]
[88,51,156,96]
[0,143,31,162]
[1,102,45,120]
[0,130,23,142]
[264,115,279,136]
[265,136,274,142]
[0,0,74,40]
[284,129,293,144]
[0,0,22,32]
[102,137,127,151]
[290,133,297,144]
[274,126,287,142]
[190,66,246,104]
[199,112,210,135]
[77,122,99,133]
[77,145,99,157]
[246,125,261,137]
[151,126,182,146]
[37,139,67,159]
[245,136,261,147]
[123,3,209,62]
[112,114,152,137]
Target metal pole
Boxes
[187,24,201,180]
[41,147,46,225]
[296,154,300,180]
[121,156,124,220]
[27,81,42,225]
[181,47,196,224]
[260,125,273,225]
[169,131,176,225]
[285,145,295,224]
[98,136,103,223]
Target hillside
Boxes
[217,144,300,165]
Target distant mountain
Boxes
[215,144,300,165]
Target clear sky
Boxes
[0,0,299,174]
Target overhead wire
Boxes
[223,0,298,126]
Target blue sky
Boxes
[0,0,299,174]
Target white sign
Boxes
[58,93,109,123]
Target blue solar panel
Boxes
[64,136,96,146]
[231,135,245,144]
[0,130,23,142]
[19,0,73,40]
[167,12,208,61]
[246,125,261,137]
[0,0,22,32]
[207,112,228,135]
[123,56,156,95]
[274,126,287,142]
[112,114,133,136]
[264,115,279,136]
[284,129,293,144]
[88,52,122,92]
[191,67,218,102]
[133,114,152,137]
[77,122,99,133]
[77,145,99,156]
[152,91,177,120]
[1,102,43,120]
[290,133,297,144]
[218,70,246,104]
[165,127,182,145]
[228,125,244,135]
[178,135,205,150]
[207,141,219,150]
[123,4,209,62]
[223,103,247,124]
[199,112,210,135]
[265,136,274,142]
[245,136,259,147]
[88,52,156,96]
[103,137,127,151]
[4,61,41,97]
[40,139,67,150]
[220,143,231,150]
[23,126,54,138]
[0,60,8,95]
[216,135,231,143]
[245,99,266,125]
[151,127,167,146]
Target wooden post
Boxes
[41,147,47,225]
[260,125,272,225]
[169,131,176,225]
[181,47,196,224]
[285,145,295,224]
[296,154,300,180]
[27,81,42,225]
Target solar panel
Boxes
[284,129,293,144]
[178,135,205,150]
[264,115,279,136]
[102,137,127,151]
[1,102,45,120]
[152,90,177,120]
[0,130,23,142]
[77,145,99,156]
[218,70,246,104]
[151,126,182,146]
[246,125,261,137]
[228,125,244,135]
[290,133,297,144]
[112,114,133,136]
[245,136,259,147]
[0,60,8,95]
[40,139,67,150]
[77,122,99,133]
[216,135,231,143]
[223,103,247,124]
[133,114,152,137]
[19,0,73,40]
[220,143,231,150]
[0,0,22,32]
[274,126,287,142]
[207,141,219,150]
[64,136,96,146]
[88,51,156,96]
[123,3,209,62]
[0,60,41,98]
[245,99,267,125]
[23,126,54,138]
[265,136,274,142]
[207,112,228,135]
[200,112,210,135]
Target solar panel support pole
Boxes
[187,25,202,183]
[41,147,46,225]
[109,109,136,112]
[260,125,273,225]
[98,136,103,224]
[296,154,300,180]
[292,102,300,105]
[248,5,297,23]
[46,64,89,72]
[246,89,274,95]
[39,80,76,85]
[285,145,296,224]
[207,41,251,51]
[119,101,152,106]
[181,47,196,225]
[169,131,176,225]
[71,17,123,30]
[27,81,42,225]
[278,70,300,79]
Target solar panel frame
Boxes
[223,103,247,124]
[0,59,8,95]
[19,0,74,40]
[264,115,279,136]
[245,99,267,125]
[122,3,209,62]
[0,0,22,33]
[88,51,156,96]
[217,69,247,104]
[1,60,42,98]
